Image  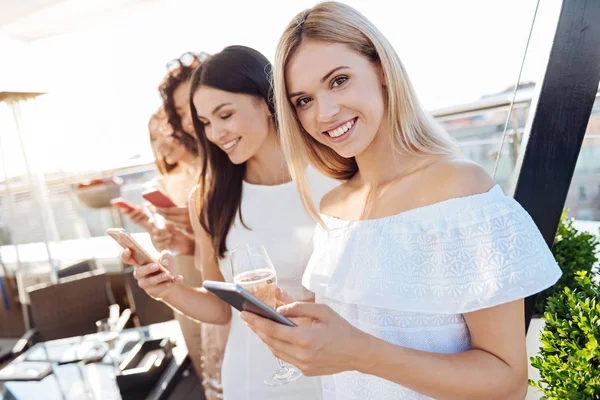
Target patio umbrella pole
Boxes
[0,118,31,330]
[10,99,60,284]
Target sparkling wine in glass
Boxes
[231,244,302,386]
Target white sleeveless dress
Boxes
[303,185,562,399]
[220,168,339,400]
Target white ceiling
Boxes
[0,0,63,27]
[0,0,152,41]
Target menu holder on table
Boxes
[116,337,174,400]
[0,361,53,382]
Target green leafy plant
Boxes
[535,210,600,315]
[529,272,600,399]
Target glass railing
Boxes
[1,92,599,275]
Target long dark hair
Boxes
[189,45,275,258]
[159,64,200,157]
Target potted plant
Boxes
[529,271,600,398]
[534,210,600,316]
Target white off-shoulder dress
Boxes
[303,184,562,400]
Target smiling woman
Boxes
[192,88,272,165]
[287,51,387,159]
[243,2,563,400]
[189,46,282,259]
[161,45,338,399]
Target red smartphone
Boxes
[106,228,173,280]
[142,189,176,208]
[110,197,136,213]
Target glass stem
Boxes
[276,358,289,373]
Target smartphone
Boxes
[110,197,136,213]
[142,189,176,208]
[106,229,173,281]
[203,280,296,327]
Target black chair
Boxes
[57,258,97,279]
[27,270,129,342]
[58,259,118,305]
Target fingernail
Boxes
[162,272,169,279]
[150,264,158,271]
[163,259,169,266]
[176,275,184,282]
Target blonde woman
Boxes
[121,55,210,395]
[243,2,562,399]
[120,107,196,234]
[121,105,206,387]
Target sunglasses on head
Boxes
[166,51,210,72]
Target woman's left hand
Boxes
[155,206,192,233]
[241,302,370,376]
[151,223,195,255]
[275,287,296,309]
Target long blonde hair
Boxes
[149,106,176,175]
[273,1,458,222]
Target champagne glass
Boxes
[96,318,120,370]
[230,244,302,386]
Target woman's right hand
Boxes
[121,249,183,300]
